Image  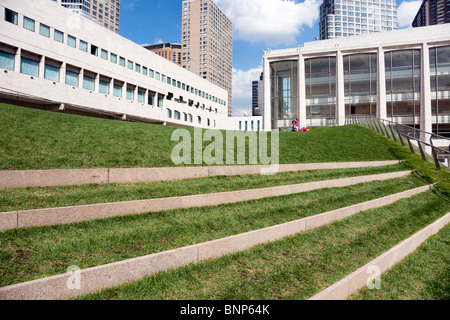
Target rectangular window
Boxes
[174,110,181,120]
[149,69,154,78]
[135,63,141,73]
[156,72,160,81]
[65,70,79,87]
[137,91,144,103]
[113,84,122,98]
[99,80,109,94]
[91,45,98,56]
[142,66,148,75]
[127,60,133,70]
[0,51,14,71]
[68,35,76,48]
[83,75,95,91]
[126,87,134,100]
[167,109,172,118]
[44,64,59,82]
[20,57,39,77]
[23,17,35,32]
[110,53,117,63]
[39,24,50,38]
[101,49,108,60]
[119,57,125,67]
[54,30,64,43]
[79,40,88,52]
[5,8,18,25]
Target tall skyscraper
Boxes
[181,0,233,117]
[319,0,398,40]
[252,72,263,116]
[52,0,120,33]
[412,0,450,27]
[144,43,183,67]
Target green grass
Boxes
[0,164,411,212]
[0,103,404,170]
[75,190,449,300]
[349,225,450,300]
[0,175,431,288]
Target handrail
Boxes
[346,114,450,171]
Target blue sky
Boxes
[118,0,422,116]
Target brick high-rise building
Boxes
[52,0,120,33]
[412,0,450,27]
[144,43,182,67]
[181,0,233,117]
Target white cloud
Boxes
[397,1,422,28]
[232,66,263,116]
[216,0,320,46]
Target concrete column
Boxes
[79,69,84,88]
[336,50,345,126]
[263,55,272,131]
[144,89,148,106]
[420,42,432,146]
[299,52,307,129]
[95,73,100,93]
[39,56,45,79]
[14,48,21,72]
[377,46,387,120]
[60,62,66,84]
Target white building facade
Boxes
[0,0,235,130]
[263,24,450,137]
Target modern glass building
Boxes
[263,24,450,137]
[320,0,398,40]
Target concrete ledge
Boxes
[0,161,401,189]
[309,211,450,300]
[0,171,411,231]
[0,184,431,300]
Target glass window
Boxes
[127,60,133,70]
[113,84,122,97]
[54,30,64,43]
[119,57,125,67]
[65,70,79,87]
[83,75,95,91]
[135,63,141,73]
[142,66,148,75]
[110,53,117,63]
[167,109,172,118]
[39,24,50,37]
[174,110,181,120]
[44,64,59,82]
[20,57,39,77]
[137,91,145,103]
[23,17,35,32]
[0,50,14,71]
[99,80,109,94]
[5,8,18,25]
[149,69,154,77]
[79,40,88,52]
[101,49,108,60]
[68,35,76,48]
[91,45,98,56]
[126,87,134,100]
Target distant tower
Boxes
[52,0,120,33]
[252,72,263,116]
[412,0,450,27]
[319,0,398,39]
[181,0,233,117]
[144,43,183,67]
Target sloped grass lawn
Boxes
[0,163,410,212]
[0,175,430,288]
[75,190,449,300]
[0,103,404,170]
[350,225,449,300]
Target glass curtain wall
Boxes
[430,46,450,136]
[305,56,336,127]
[270,60,298,130]
[344,53,377,116]
[385,49,421,127]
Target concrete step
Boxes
[0,161,401,188]
[0,184,433,300]
[0,170,411,231]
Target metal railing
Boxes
[346,114,450,171]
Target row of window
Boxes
[3,7,227,109]
[167,108,215,127]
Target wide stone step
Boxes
[0,184,432,300]
[0,171,411,231]
[0,161,401,188]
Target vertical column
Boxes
[336,50,345,126]
[299,52,307,129]
[95,73,100,93]
[263,55,272,131]
[39,56,45,79]
[60,62,66,84]
[421,42,432,146]
[144,89,149,106]
[14,48,21,72]
[377,46,387,120]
